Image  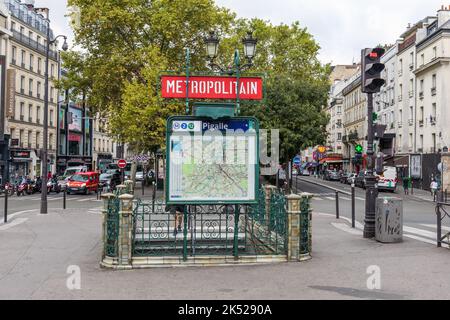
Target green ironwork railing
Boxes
[105,196,120,257]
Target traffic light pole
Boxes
[364,93,378,238]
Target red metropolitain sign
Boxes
[161,75,263,100]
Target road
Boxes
[292,175,446,247]
[0,192,103,222]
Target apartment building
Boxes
[342,73,367,172]
[3,0,60,179]
[326,65,359,154]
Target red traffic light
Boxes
[369,52,378,59]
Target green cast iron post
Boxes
[234,50,241,116]
[183,205,188,261]
[233,204,239,259]
[185,48,190,115]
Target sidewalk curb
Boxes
[296,177,352,196]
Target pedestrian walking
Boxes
[402,175,410,195]
[165,204,185,236]
[277,164,287,191]
[430,179,439,202]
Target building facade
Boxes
[342,73,367,173]
[2,0,60,181]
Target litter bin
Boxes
[375,197,403,243]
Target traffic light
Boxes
[361,47,386,93]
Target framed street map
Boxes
[166,116,259,204]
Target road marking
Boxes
[356,197,366,201]
[340,197,351,201]
[325,197,335,201]
[312,197,323,201]
[403,226,436,240]
[0,218,28,231]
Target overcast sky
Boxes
[38,0,447,65]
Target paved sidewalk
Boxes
[1,204,450,299]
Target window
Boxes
[21,50,25,67]
[337,133,342,141]
[29,79,33,96]
[28,131,32,148]
[20,76,25,93]
[337,106,342,114]
[93,139,96,151]
[50,109,54,127]
[20,26,24,35]
[432,103,437,118]
[419,79,424,97]
[10,21,15,31]
[420,53,424,66]
[399,59,403,74]
[50,87,54,102]
[409,52,414,68]
[36,106,41,124]
[49,134,53,150]
[419,135,424,150]
[37,58,42,74]
[409,106,414,121]
[37,82,41,98]
[432,74,436,89]
[28,104,33,122]
[432,133,436,152]
[19,130,24,147]
[19,102,24,120]
[28,31,33,40]
[37,35,41,45]
[12,46,16,64]
[409,133,413,149]
[420,106,424,122]
[36,132,40,149]
[50,64,54,78]
[29,54,34,71]
[398,134,402,149]
[399,109,403,122]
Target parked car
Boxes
[67,172,100,195]
[325,170,341,181]
[301,169,311,176]
[376,166,397,192]
[355,171,368,189]
[340,172,351,184]
[99,170,122,191]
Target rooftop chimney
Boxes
[24,0,35,10]
[437,5,450,28]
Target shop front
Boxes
[95,153,114,172]
[320,154,344,172]
[9,149,32,181]
[56,155,93,175]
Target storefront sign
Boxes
[68,107,83,132]
[11,150,30,159]
[6,68,15,119]
[161,75,263,100]
[69,134,82,142]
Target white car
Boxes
[376,167,397,192]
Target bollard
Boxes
[142,180,145,196]
[4,188,8,223]
[446,189,448,203]
[437,204,442,248]
[351,185,356,228]
[152,181,156,212]
[335,191,340,219]
[63,187,66,210]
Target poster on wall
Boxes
[68,107,83,132]
[410,154,422,179]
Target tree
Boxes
[64,1,331,158]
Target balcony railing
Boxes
[431,87,437,96]
[398,95,402,102]
[12,30,58,61]
[430,116,436,125]
[408,119,414,126]
[419,92,424,99]
[409,91,414,98]
[398,122,403,128]
[419,120,424,127]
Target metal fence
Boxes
[132,188,288,258]
[436,202,450,248]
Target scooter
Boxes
[47,180,61,194]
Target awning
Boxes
[320,157,344,164]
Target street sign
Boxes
[166,116,259,204]
[293,156,301,165]
[317,146,327,154]
[161,75,263,100]
[118,159,127,169]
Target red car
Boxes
[66,172,100,195]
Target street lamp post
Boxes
[40,19,68,214]
[204,31,258,115]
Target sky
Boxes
[36,0,447,65]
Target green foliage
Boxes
[64,0,330,156]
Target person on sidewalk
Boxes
[277,164,287,191]
[430,180,439,202]
[402,175,410,195]
[166,205,185,236]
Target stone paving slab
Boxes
[0,207,449,300]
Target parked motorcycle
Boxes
[16,182,29,196]
[47,180,61,194]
